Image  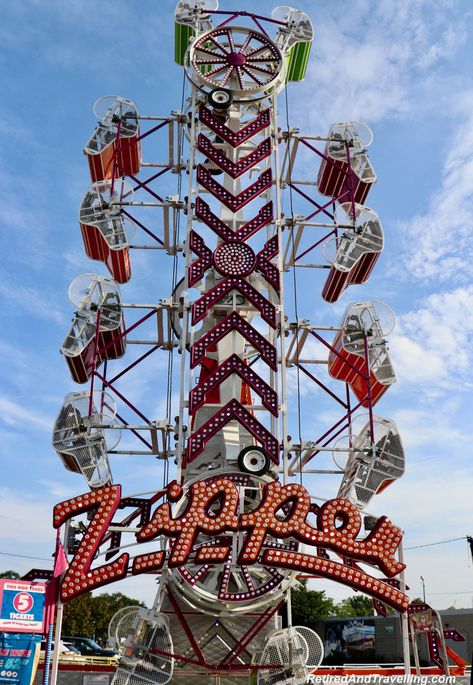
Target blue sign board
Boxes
[0,633,41,685]
[0,581,46,634]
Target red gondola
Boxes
[322,203,383,302]
[83,96,141,182]
[79,180,132,283]
[317,121,376,205]
[61,274,126,384]
[328,301,396,406]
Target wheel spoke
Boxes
[196,46,225,58]
[245,62,277,77]
[246,56,278,63]
[234,66,244,89]
[242,565,256,592]
[206,64,232,79]
[225,29,236,53]
[244,44,272,59]
[217,559,232,599]
[194,58,227,66]
[221,66,234,87]
[239,33,253,55]
[241,65,265,86]
[208,35,230,55]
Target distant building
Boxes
[315,609,473,665]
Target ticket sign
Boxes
[0,582,47,634]
[0,633,41,685]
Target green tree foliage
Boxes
[336,595,374,617]
[62,592,143,644]
[0,570,21,579]
[289,581,339,627]
[289,581,377,628]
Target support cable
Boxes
[284,85,303,485]
[164,69,187,489]
[405,536,467,550]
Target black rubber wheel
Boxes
[237,446,270,476]
[207,88,233,110]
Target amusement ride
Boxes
[23,1,468,683]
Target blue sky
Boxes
[1,0,473,610]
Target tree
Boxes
[0,570,21,579]
[62,592,144,644]
[288,580,339,628]
[335,595,374,617]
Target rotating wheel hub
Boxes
[187,26,285,101]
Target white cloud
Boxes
[293,0,465,129]
[0,395,53,431]
[399,94,473,282]
[38,480,78,500]
[390,285,473,393]
[389,404,470,450]
[0,489,54,543]
[0,276,64,323]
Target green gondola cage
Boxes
[273,5,314,82]
[174,0,217,64]
[286,39,312,81]
[175,22,195,65]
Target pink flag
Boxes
[53,541,69,577]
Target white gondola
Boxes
[108,606,143,652]
[114,609,174,685]
[52,390,117,489]
[294,626,324,672]
[337,416,405,509]
[84,96,141,182]
[61,274,126,384]
[273,6,314,51]
[175,0,217,30]
[79,180,132,283]
[318,121,377,205]
[257,628,309,685]
[322,203,384,302]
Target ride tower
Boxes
[39,2,416,684]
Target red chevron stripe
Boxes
[189,353,278,416]
[198,134,271,178]
[199,105,271,148]
[188,399,279,463]
[190,312,277,371]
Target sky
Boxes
[0,0,473,614]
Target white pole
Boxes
[49,599,64,685]
[399,538,411,674]
[50,522,69,685]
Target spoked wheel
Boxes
[188,27,285,101]
[170,472,297,613]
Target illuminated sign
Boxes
[53,479,409,611]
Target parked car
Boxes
[62,636,118,658]
[62,642,81,654]
[40,640,80,654]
